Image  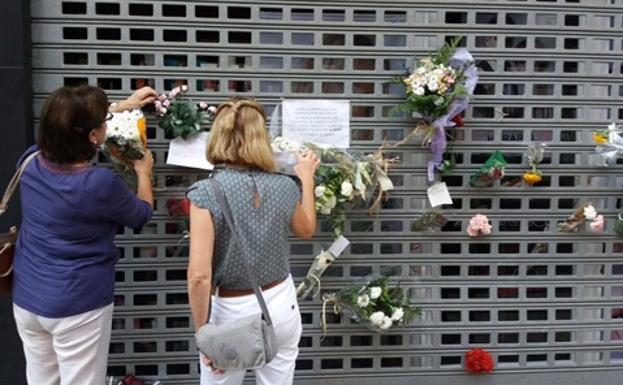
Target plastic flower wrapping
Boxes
[592,122,623,167]
[104,108,147,190]
[523,143,545,186]
[321,275,421,334]
[558,202,604,233]
[469,151,507,187]
[271,137,397,237]
[154,85,216,140]
[395,36,478,182]
[296,236,350,300]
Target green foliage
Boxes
[158,100,211,140]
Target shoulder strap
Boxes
[0,151,41,215]
[209,179,274,327]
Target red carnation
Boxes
[465,348,494,373]
[451,114,465,127]
[180,197,191,216]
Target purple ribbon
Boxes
[426,48,479,182]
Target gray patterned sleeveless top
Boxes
[187,168,301,290]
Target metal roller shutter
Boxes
[30,1,623,384]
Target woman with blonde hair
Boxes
[186,97,319,385]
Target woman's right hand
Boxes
[293,150,320,183]
[134,149,154,176]
[201,354,226,375]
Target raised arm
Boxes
[290,151,320,240]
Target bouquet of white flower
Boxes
[322,275,421,334]
[271,136,304,175]
[104,109,148,190]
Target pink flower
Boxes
[199,101,208,109]
[163,99,171,107]
[590,215,604,232]
[208,106,217,114]
[154,100,162,110]
[181,84,188,92]
[467,214,492,237]
[160,107,168,115]
[169,87,180,98]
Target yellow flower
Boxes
[523,171,542,186]
[593,132,608,144]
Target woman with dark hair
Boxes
[11,85,157,385]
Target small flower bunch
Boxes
[327,275,421,333]
[469,151,507,187]
[166,197,191,235]
[465,348,494,374]
[105,109,147,161]
[155,85,217,140]
[467,214,492,237]
[558,202,604,232]
[394,36,478,182]
[296,236,350,300]
[523,143,545,186]
[593,122,623,167]
[271,136,305,174]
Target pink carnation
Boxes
[467,214,492,237]
[590,215,604,232]
[181,84,188,92]
[208,106,217,114]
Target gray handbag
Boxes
[195,179,278,370]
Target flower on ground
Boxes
[465,348,494,373]
[523,171,542,186]
[466,214,492,237]
[369,286,382,300]
[357,294,370,308]
[584,205,597,221]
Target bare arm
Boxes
[187,203,215,332]
[109,86,158,112]
[133,150,154,207]
[290,151,320,239]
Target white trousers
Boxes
[201,276,302,385]
[13,302,114,385]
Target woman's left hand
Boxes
[111,87,159,112]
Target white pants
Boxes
[13,302,114,385]
[201,276,302,385]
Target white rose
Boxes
[379,316,393,330]
[391,307,404,322]
[357,294,370,308]
[413,86,425,96]
[369,311,385,326]
[427,80,439,92]
[369,286,382,300]
[324,195,337,209]
[315,185,326,198]
[584,205,597,221]
[340,181,353,198]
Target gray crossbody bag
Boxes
[195,179,278,370]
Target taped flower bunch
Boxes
[523,143,545,186]
[558,202,604,232]
[466,214,492,237]
[321,275,421,334]
[154,85,217,140]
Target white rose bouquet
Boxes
[322,275,421,334]
[104,108,148,190]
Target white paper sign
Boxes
[327,235,350,257]
[427,182,453,208]
[166,132,213,170]
[282,99,350,148]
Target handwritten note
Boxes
[282,99,350,148]
[166,132,213,170]
[427,182,453,208]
